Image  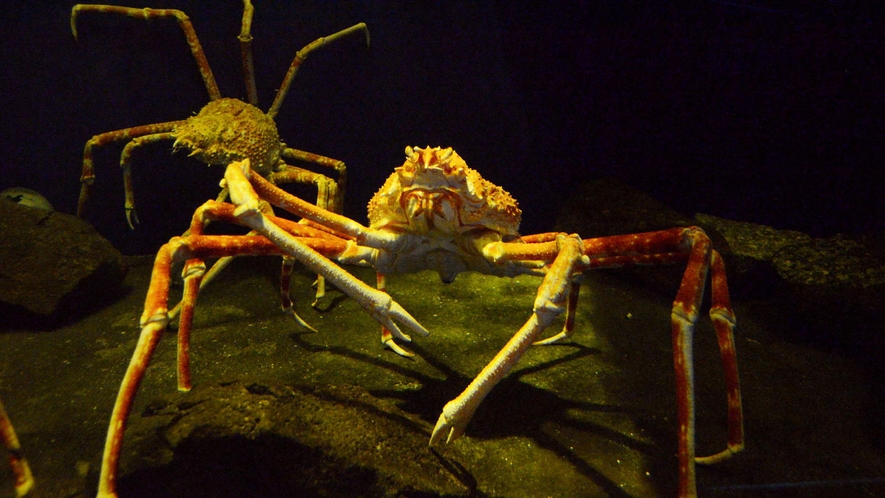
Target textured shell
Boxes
[173,98,281,176]
[368,146,521,237]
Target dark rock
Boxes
[554,177,696,237]
[118,381,472,497]
[770,234,885,351]
[553,177,732,297]
[555,179,885,355]
[0,199,127,326]
[694,213,812,300]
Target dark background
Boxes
[1,1,882,255]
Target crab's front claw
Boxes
[430,398,476,445]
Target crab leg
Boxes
[71,4,220,100]
[277,147,348,213]
[119,132,178,228]
[97,231,345,498]
[696,250,744,464]
[666,228,743,497]
[267,23,370,119]
[237,0,259,106]
[225,160,427,341]
[430,234,585,444]
[239,160,400,251]
[0,398,34,497]
[452,227,743,495]
[270,153,348,307]
[76,122,183,220]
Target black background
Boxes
[2,1,882,254]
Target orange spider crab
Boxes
[0,397,33,497]
[71,1,369,229]
[96,146,744,497]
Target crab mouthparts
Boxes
[403,189,460,232]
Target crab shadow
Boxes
[288,330,676,496]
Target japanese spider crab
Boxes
[71,0,365,230]
[1,397,33,496]
[96,147,744,497]
[71,0,369,313]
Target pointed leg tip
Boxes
[383,338,415,357]
[285,308,318,333]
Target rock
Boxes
[554,177,732,296]
[0,199,127,326]
[554,177,696,237]
[694,213,812,299]
[770,233,885,351]
[117,380,472,497]
[693,214,885,349]
[555,179,885,355]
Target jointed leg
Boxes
[696,250,744,464]
[277,149,347,213]
[76,122,182,221]
[120,132,178,228]
[668,228,743,497]
[237,0,259,106]
[267,23,370,120]
[224,160,427,342]
[97,231,329,498]
[376,272,415,356]
[0,398,33,497]
[431,234,585,444]
[467,227,743,497]
[533,275,582,345]
[71,4,220,100]
[271,151,349,308]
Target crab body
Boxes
[354,147,528,282]
[173,98,281,176]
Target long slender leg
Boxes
[167,193,245,323]
[376,272,414,356]
[225,161,427,342]
[97,245,174,498]
[0,398,34,497]
[267,23,370,119]
[76,122,182,220]
[499,227,742,495]
[168,201,342,325]
[533,275,581,345]
[176,259,206,392]
[96,233,313,498]
[670,228,713,498]
[279,256,318,332]
[71,5,220,100]
[119,132,177,228]
[277,149,348,213]
[430,234,585,444]
[237,0,258,106]
[696,250,744,464]
[270,155,348,308]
